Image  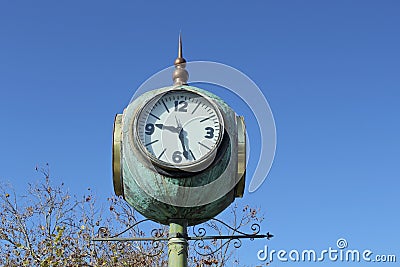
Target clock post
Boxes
[168,219,188,267]
[92,34,272,267]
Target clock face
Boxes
[135,89,224,171]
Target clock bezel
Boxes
[132,88,225,172]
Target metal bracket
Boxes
[92,218,273,258]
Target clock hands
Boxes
[155,116,195,161]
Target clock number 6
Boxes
[145,123,155,135]
[172,151,183,163]
[204,127,214,139]
[174,100,188,112]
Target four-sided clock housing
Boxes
[112,85,246,226]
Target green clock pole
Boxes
[168,220,188,267]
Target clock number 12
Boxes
[174,100,188,112]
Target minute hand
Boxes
[179,129,189,159]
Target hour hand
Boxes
[156,124,179,133]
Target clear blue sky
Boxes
[0,1,399,266]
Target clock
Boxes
[133,88,225,172]
[112,38,247,225]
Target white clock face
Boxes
[135,89,224,170]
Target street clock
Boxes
[112,37,246,226]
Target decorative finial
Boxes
[173,32,189,86]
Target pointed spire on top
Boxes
[172,32,189,86]
[174,32,186,66]
[178,32,183,58]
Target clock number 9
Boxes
[174,100,188,112]
[172,151,183,163]
[204,127,214,139]
[145,123,155,135]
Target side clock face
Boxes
[135,89,224,171]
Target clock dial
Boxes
[135,90,224,170]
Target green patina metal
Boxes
[114,85,245,226]
[168,220,188,267]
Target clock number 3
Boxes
[204,127,214,139]
[174,100,188,112]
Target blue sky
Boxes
[0,1,399,266]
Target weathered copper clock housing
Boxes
[113,85,246,226]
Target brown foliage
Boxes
[0,166,264,267]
